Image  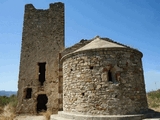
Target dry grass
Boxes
[42,111,51,120]
[0,107,3,114]
[0,103,16,120]
[147,89,160,112]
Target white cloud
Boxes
[144,70,160,92]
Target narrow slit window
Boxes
[25,88,32,99]
[108,70,112,82]
[38,62,46,86]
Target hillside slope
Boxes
[0,91,17,97]
[147,89,160,112]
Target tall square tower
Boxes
[16,2,64,114]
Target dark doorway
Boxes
[38,62,46,86]
[37,94,48,113]
[25,88,32,99]
[108,70,112,82]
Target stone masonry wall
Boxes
[16,2,64,114]
[62,48,148,115]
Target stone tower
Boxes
[16,2,64,114]
[58,36,148,119]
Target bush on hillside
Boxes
[0,95,17,107]
[0,95,17,120]
[147,90,160,109]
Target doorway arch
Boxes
[36,94,48,113]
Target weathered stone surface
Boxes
[16,2,64,114]
[17,2,148,118]
[51,111,144,120]
[62,38,148,115]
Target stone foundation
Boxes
[51,111,144,120]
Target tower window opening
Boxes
[37,94,48,113]
[81,92,85,96]
[25,88,32,99]
[38,62,46,86]
[108,70,112,82]
[90,66,93,70]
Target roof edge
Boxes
[61,47,143,63]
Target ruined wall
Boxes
[62,48,148,115]
[16,2,64,114]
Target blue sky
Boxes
[0,0,160,92]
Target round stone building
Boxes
[61,36,148,116]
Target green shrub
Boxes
[0,95,17,107]
[148,90,160,100]
[147,90,160,109]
